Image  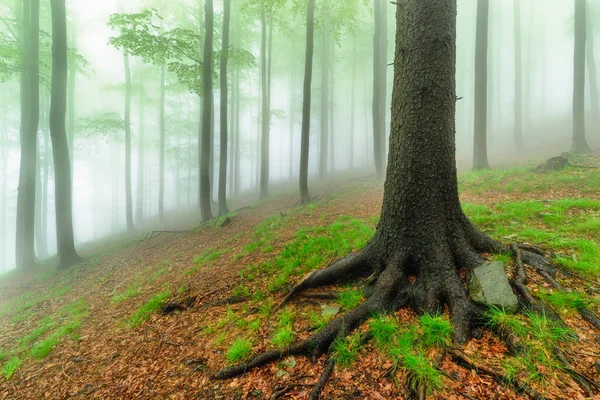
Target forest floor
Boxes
[2,154,600,399]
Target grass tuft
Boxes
[226,339,253,363]
[127,291,171,328]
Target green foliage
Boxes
[270,326,294,348]
[337,289,363,310]
[308,311,331,332]
[226,339,253,363]
[112,284,142,304]
[2,357,21,380]
[76,112,125,142]
[419,314,453,349]
[402,352,445,396]
[127,291,171,328]
[332,332,362,368]
[538,290,592,311]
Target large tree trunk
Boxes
[136,89,145,224]
[473,0,490,169]
[67,25,76,177]
[159,63,166,220]
[513,0,523,155]
[49,0,82,269]
[218,0,231,216]
[214,1,505,389]
[289,56,295,179]
[573,0,592,153]
[199,0,214,222]
[299,0,315,205]
[586,2,600,136]
[319,19,330,179]
[15,0,39,270]
[349,39,356,170]
[123,51,133,232]
[259,5,270,199]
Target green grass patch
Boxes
[332,332,362,368]
[226,339,253,363]
[270,326,294,348]
[127,291,171,328]
[112,284,142,304]
[2,357,21,380]
[337,289,363,310]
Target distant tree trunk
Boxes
[329,45,335,173]
[319,19,330,179]
[1,108,7,268]
[259,5,270,199]
[234,68,241,196]
[299,0,315,205]
[187,102,192,207]
[514,0,523,154]
[199,0,214,222]
[136,89,145,224]
[289,57,295,179]
[586,2,600,135]
[159,63,166,220]
[372,0,386,179]
[349,40,356,170]
[572,0,592,153]
[218,0,231,215]
[16,0,39,270]
[41,106,50,254]
[473,0,490,170]
[67,27,76,178]
[49,0,82,269]
[123,51,133,232]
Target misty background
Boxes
[0,0,598,272]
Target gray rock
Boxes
[468,261,519,313]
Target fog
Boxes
[0,0,598,272]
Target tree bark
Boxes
[123,51,133,232]
[299,0,315,204]
[349,39,356,170]
[513,0,523,155]
[1,107,7,269]
[16,0,39,270]
[259,5,270,199]
[372,0,385,179]
[159,63,166,220]
[473,0,490,169]
[319,19,330,179]
[67,24,76,178]
[572,0,592,153]
[199,0,214,222]
[136,88,145,224]
[218,0,231,216]
[50,0,82,269]
[234,68,241,196]
[289,55,295,179]
[586,1,600,136]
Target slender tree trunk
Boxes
[218,0,231,215]
[259,5,270,198]
[35,134,45,258]
[473,0,490,169]
[41,104,49,253]
[67,27,76,178]
[586,2,600,135]
[289,56,295,179]
[1,107,7,269]
[372,0,385,179]
[136,90,145,224]
[349,40,357,170]
[199,0,214,221]
[329,45,335,173]
[159,63,166,220]
[573,0,592,153]
[514,0,523,154]
[123,51,133,232]
[187,101,192,207]
[49,0,82,268]
[299,0,315,204]
[319,19,330,179]
[16,0,39,270]
[234,68,241,195]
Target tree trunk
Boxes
[159,63,166,220]
[349,39,356,170]
[289,55,295,179]
[41,107,50,257]
[136,89,145,224]
[319,19,330,179]
[67,26,76,178]
[234,68,241,196]
[16,0,39,270]
[473,0,490,170]
[199,0,214,222]
[586,1,600,136]
[218,0,231,216]
[259,5,270,199]
[49,0,82,269]
[1,107,7,269]
[513,0,523,155]
[372,0,387,179]
[123,51,133,232]
[329,45,335,173]
[299,0,315,205]
[572,0,592,153]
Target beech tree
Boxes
[49,0,82,268]
[199,0,213,222]
[514,0,523,155]
[572,0,592,153]
[473,0,490,170]
[218,0,231,216]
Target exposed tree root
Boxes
[448,349,547,400]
